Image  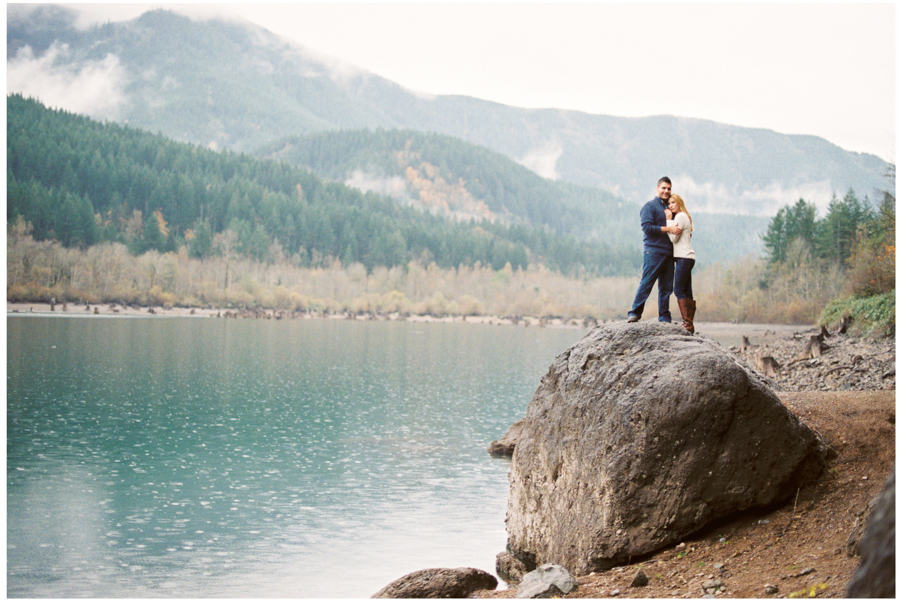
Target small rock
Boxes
[610,588,620,597]
[630,569,649,587]
[798,567,815,576]
[714,563,725,570]
[764,584,779,595]
[372,567,497,598]
[758,519,770,525]
[676,542,686,549]
[487,418,525,457]
[516,563,578,599]
[496,551,531,584]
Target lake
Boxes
[7,316,589,598]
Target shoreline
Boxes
[7,302,815,339]
[6,301,578,327]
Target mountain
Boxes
[7,6,890,216]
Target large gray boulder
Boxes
[506,321,828,575]
[371,567,497,598]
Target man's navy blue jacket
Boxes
[640,197,674,255]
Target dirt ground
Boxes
[474,390,895,599]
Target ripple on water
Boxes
[7,318,587,597]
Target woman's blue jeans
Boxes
[674,258,695,300]
[628,251,674,322]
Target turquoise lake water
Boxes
[7,316,588,597]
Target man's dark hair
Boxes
[658,176,672,186]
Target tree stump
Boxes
[755,354,781,378]
[791,334,829,363]
[837,315,852,335]
[739,335,753,354]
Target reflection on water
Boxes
[7,317,586,597]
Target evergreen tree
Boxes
[815,189,872,267]
[188,219,214,259]
[762,198,816,264]
[137,210,166,253]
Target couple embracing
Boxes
[626,176,697,333]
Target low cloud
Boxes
[518,141,563,180]
[7,42,127,119]
[672,174,835,216]
[345,170,411,201]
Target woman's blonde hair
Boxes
[669,194,694,232]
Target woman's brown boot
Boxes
[684,299,696,334]
[678,299,695,334]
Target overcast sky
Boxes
[17,2,899,162]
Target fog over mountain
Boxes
[7,5,890,217]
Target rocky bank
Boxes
[503,322,829,577]
[474,323,895,599]
[729,325,895,393]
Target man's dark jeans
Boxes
[628,250,675,322]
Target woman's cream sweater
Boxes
[666,213,695,260]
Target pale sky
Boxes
[15,2,899,162]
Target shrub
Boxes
[380,290,409,314]
[847,241,895,297]
[819,290,895,338]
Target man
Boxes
[627,177,682,323]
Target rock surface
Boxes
[505,321,828,575]
[487,328,895,461]
[371,567,497,598]
[515,564,578,599]
[846,467,895,598]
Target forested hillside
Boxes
[260,129,772,263]
[259,129,633,243]
[6,94,639,276]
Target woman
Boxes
[665,194,696,333]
